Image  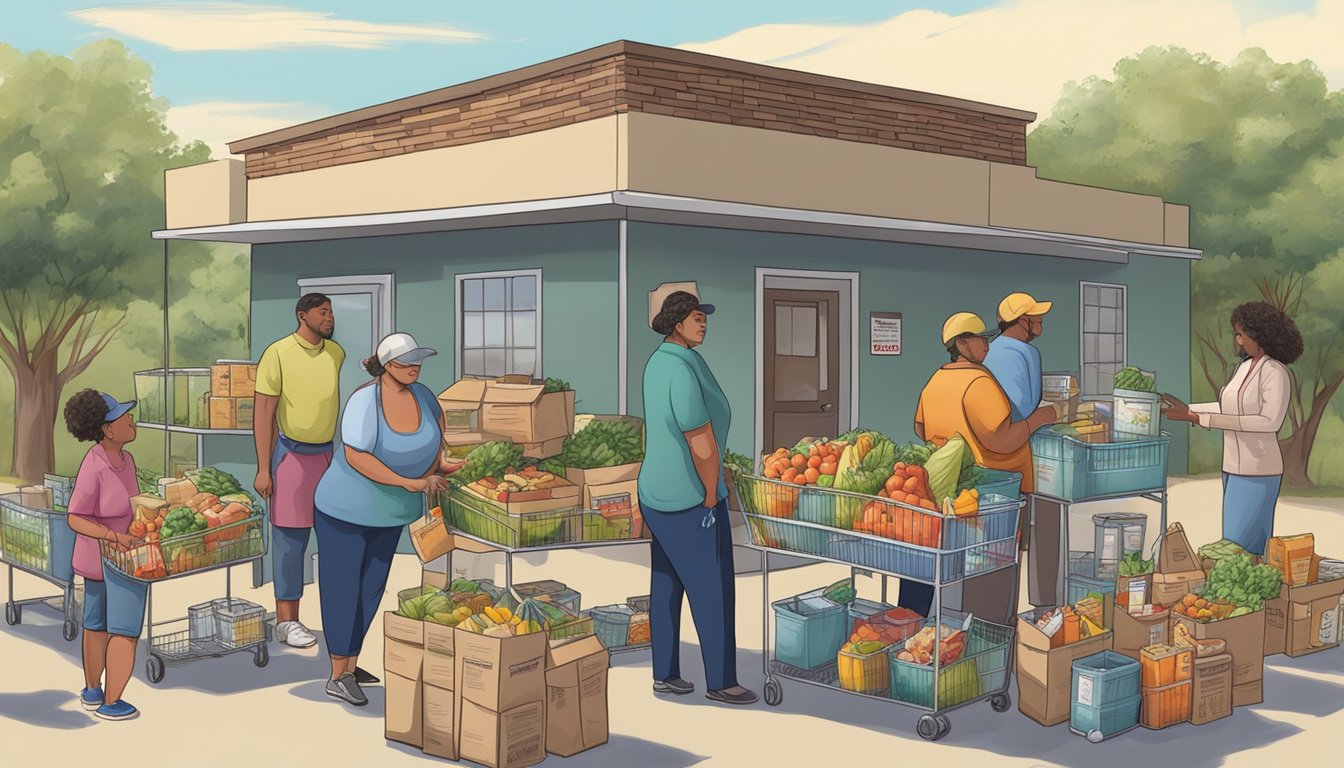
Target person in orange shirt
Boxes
[906,312,1057,617]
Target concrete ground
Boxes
[2,476,1341,768]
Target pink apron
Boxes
[270,435,333,529]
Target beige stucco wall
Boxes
[987,163,1167,244]
[165,159,246,229]
[1165,203,1191,247]
[245,116,622,221]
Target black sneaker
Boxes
[326,673,368,707]
[706,686,759,706]
[653,677,695,695]
[353,667,381,685]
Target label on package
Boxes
[1148,623,1165,646]
[1041,612,1064,638]
[1124,525,1144,552]
[1127,578,1147,610]
[1077,674,1094,706]
[1102,530,1120,562]
[1321,601,1341,646]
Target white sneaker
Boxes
[275,620,317,648]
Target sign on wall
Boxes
[870,312,902,355]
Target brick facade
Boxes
[239,42,1031,179]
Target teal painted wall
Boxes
[625,222,1191,473]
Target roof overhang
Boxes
[151,191,1202,263]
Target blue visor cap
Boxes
[697,304,716,315]
[101,393,137,423]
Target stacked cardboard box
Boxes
[454,629,549,768]
[1264,553,1344,658]
[545,636,611,757]
[1152,524,1207,606]
[438,377,577,459]
[1138,644,1192,729]
[1170,610,1265,707]
[1017,607,1114,726]
[207,360,257,429]
[422,621,457,760]
[1112,575,1170,660]
[384,612,425,748]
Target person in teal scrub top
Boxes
[638,290,758,707]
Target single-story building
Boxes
[154,40,1198,585]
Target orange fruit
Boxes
[791,475,807,485]
[808,456,822,469]
[804,468,821,484]
[791,454,807,469]
[782,468,799,483]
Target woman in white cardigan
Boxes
[1159,302,1304,557]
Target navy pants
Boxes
[643,498,738,690]
[314,510,402,658]
[898,581,935,617]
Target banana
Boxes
[498,606,513,623]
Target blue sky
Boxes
[3,1,1334,156]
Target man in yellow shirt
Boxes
[253,294,345,652]
[912,313,1057,619]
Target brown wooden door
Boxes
[764,289,841,451]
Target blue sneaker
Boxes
[79,688,104,712]
[95,700,139,721]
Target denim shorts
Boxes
[82,567,149,638]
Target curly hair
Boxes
[362,355,387,378]
[64,389,111,443]
[652,291,702,336]
[1231,301,1304,365]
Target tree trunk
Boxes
[1278,376,1343,488]
[9,354,59,484]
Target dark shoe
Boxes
[706,686,759,705]
[353,667,381,685]
[653,677,695,695]
[326,673,368,707]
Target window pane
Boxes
[511,348,537,378]
[775,305,793,356]
[792,307,817,357]
[1085,285,1100,306]
[1110,288,1124,308]
[1084,366,1098,395]
[1115,335,1126,362]
[463,349,485,377]
[484,278,507,310]
[1084,306,1100,332]
[462,312,484,348]
[1085,333,1099,362]
[484,313,506,347]
[512,311,536,347]
[462,279,484,312]
[484,348,507,377]
[1100,308,1116,333]
[512,276,537,311]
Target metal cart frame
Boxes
[738,475,1024,742]
[1032,488,1167,607]
[101,518,270,684]
[1,494,81,641]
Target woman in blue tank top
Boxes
[313,332,462,707]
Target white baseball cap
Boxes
[376,333,437,366]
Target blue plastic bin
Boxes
[0,494,76,582]
[1071,694,1141,742]
[974,469,1023,501]
[1066,552,1119,606]
[773,589,848,670]
[1030,428,1169,502]
[1072,651,1141,708]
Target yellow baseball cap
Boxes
[941,312,994,345]
[998,292,1053,323]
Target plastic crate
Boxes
[795,488,839,528]
[1030,428,1169,502]
[1141,679,1192,730]
[42,475,75,509]
[974,468,1023,501]
[1071,694,1141,742]
[838,644,891,696]
[887,614,1013,709]
[188,601,216,641]
[547,615,594,643]
[1072,651,1141,708]
[1093,513,1148,580]
[1067,552,1119,606]
[0,494,77,582]
[773,589,848,670]
[627,595,650,613]
[514,580,582,616]
[213,598,266,649]
[848,598,893,633]
[591,604,635,649]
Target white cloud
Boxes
[680,0,1344,125]
[70,3,485,52]
[165,101,325,158]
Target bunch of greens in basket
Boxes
[136,468,162,495]
[542,378,572,394]
[457,441,526,484]
[187,467,246,497]
[723,451,753,478]
[553,420,644,469]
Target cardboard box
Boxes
[582,480,645,539]
[454,627,548,714]
[1171,610,1265,695]
[545,635,610,757]
[460,483,580,516]
[207,396,254,430]
[565,463,642,489]
[424,621,456,687]
[1266,534,1317,587]
[438,378,576,446]
[423,679,457,760]
[131,495,169,524]
[211,361,257,398]
[19,485,54,510]
[1016,610,1113,726]
[1153,523,1207,604]
[1264,571,1344,657]
[1114,607,1169,660]
[1233,679,1263,708]
[1191,654,1233,725]
[520,436,567,460]
[1117,574,1155,612]
[1153,571,1206,607]
[384,612,426,748]
[457,699,547,768]
[443,431,509,459]
[160,478,198,508]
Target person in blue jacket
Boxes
[638,290,757,707]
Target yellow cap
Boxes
[998,292,1053,323]
[942,312,990,345]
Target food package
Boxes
[903,625,967,666]
[1171,622,1227,658]
[19,485,54,511]
[1140,644,1193,688]
[1266,534,1316,587]
[160,478,198,508]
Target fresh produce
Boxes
[1114,367,1157,393]
[955,463,986,494]
[853,501,941,548]
[924,435,974,505]
[186,467,248,498]
[555,418,644,469]
[852,607,923,647]
[159,507,208,540]
[1117,551,1155,577]
[457,441,526,485]
[879,462,937,511]
[542,378,572,394]
[901,625,967,666]
[892,441,935,468]
[833,433,897,528]
[764,440,844,487]
[398,587,454,621]
[459,596,571,636]
[135,468,162,495]
[470,465,565,502]
[723,451,754,479]
[821,579,856,605]
[1203,554,1282,612]
[1174,593,1236,622]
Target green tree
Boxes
[122,246,252,366]
[1028,46,1344,486]
[0,40,211,482]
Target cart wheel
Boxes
[917,715,942,742]
[253,643,269,668]
[763,680,783,707]
[1087,729,1105,744]
[146,654,165,684]
[63,620,79,642]
[935,715,952,739]
[990,693,1011,713]
[5,602,19,626]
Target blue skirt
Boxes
[1221,473,1282,557]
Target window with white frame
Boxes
[1080,282,1127,395]
[457,271,541,378]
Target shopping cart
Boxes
[1,493,81,641]
[101,513,269,683]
